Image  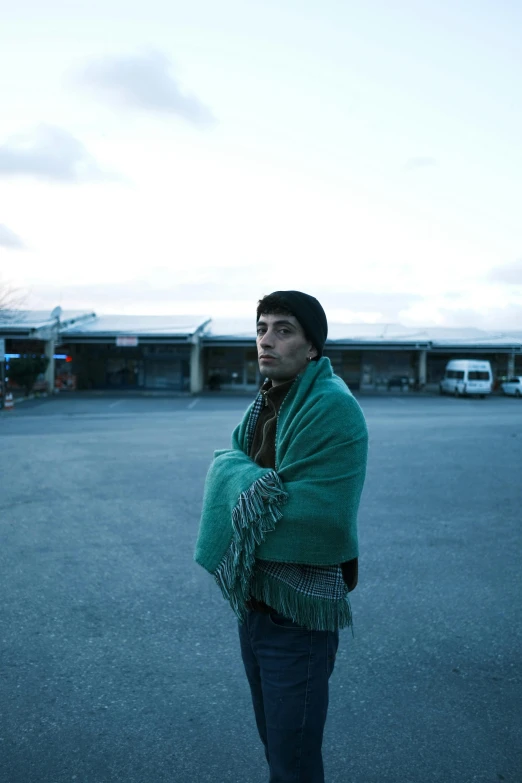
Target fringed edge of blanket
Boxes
[213,470,288,623]
[249,570,353,633]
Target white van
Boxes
[439,359,493,398]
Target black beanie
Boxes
[269,290,328,357]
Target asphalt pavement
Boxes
[1,393,521,783]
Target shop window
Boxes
[246,360,258,385]
[206,348,248,387]
[106,359,142,387]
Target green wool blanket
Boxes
[194,357,368,625]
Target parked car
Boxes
[439,359,493,398]
[387,375,411,391]
[501,376,522,397]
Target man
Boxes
[195,291,368,783]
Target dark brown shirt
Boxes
[250,378,358,591]
[250,379,294,469]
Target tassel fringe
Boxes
[250,570,353,632]
[213,471,288,622]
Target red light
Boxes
[66,356,73,363]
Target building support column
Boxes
[418,350,427,390]
[190,336,204,394]
[507,352,515,377]
[44,338,56,394]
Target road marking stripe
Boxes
[109,400,124,408]
[187,398,200,410]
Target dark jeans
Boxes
[238,609,339,783]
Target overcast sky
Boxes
[1,0,521,328]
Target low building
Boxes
[202,319,522,392]
[58,314,210,394]
[1,309,522,396]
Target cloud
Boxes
[316,290,422,320]
[26,269,262,310]
[0,125,116,183]
[0,224,25,250]
[432,304,522,331]
[25,278,425,324]
[488,258,522,285]
[76,51,215,127]
[403,156,438,172]
[24,276,522,330]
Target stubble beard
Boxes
[259,357,305,386]
[259,359,284,383]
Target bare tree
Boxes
[0,279,24,319]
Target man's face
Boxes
[256,312,318,387]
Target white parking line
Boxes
[187,398,200,410]
[109,400,124,408]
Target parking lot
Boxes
[1,393,521,783]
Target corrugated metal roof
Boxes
[204,320,432,342]
[204,320,522,347]
[328,323,429,341]
[201,320,427,342]
[61,314,211,337]
[2,310,521,348]
[0,309,96,334]
[202,318,256,339]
